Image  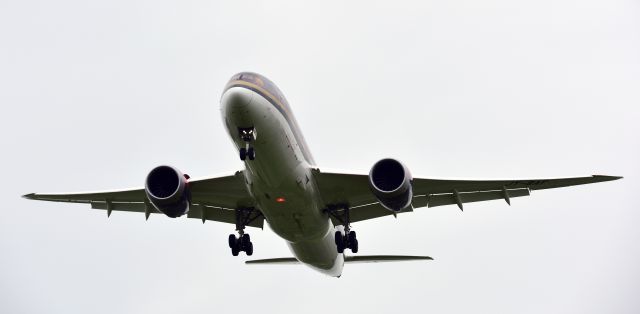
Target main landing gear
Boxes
[238,127,256,161]
[325,204,359,254]
[229,233,253,256]
[334,230,358,254]
[228,207,263,256]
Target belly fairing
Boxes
[287,226,343,276]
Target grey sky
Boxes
[1,0,639,313]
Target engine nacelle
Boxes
[145,165,190,218]
[368,158,413,212]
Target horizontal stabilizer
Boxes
[245,255,433,265]
[245,257,299,264]
[344,255,433,263]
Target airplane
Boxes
[24,72,622,277]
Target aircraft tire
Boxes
[241,234,251,248]
[228,234,237,249]
[334,231,343,245]
[239,148,247,160]
[335,231,345,253]
[351,239,359,253]
[348,231,357,249]
[246,242,254,256]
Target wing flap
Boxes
[91,201,147,213]
[332,203,412,225]
[415,187,530,209]
[186,205,264,228]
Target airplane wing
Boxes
[23,171,264,228]
[314,168,622,224]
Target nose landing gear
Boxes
[238,127,256,161]
[240,147,255,161]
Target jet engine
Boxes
[145,165,191,218]
[368,158,413,212]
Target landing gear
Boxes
[238,127,256,161]
[239,147,256,161]
[228,207,262,256]
[326,204,359,254]
[228,233,253,256]
[334,230,358,253]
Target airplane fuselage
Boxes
[220,73,343,276]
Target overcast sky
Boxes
[1,0,639,313]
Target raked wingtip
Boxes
[593,175,623,181]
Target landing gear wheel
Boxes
[335,231,345,253]
[348,231,357,251]
[241,234,251,248]
[350,238,359,253]
[247,147,255,160]
[239,148,247,161]
[231,243,240,256]
[228,234,237,249]
[236,234,253,256]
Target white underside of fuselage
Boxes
[220,87,344,276]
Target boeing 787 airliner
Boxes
[24,72,622,277]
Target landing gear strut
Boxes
[325,204,359,253]
[238,127,256,161]
[228,207,262,256]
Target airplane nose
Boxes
[224,87,254,110]
[221,87,256,127]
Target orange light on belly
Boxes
[276,197,286,203]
